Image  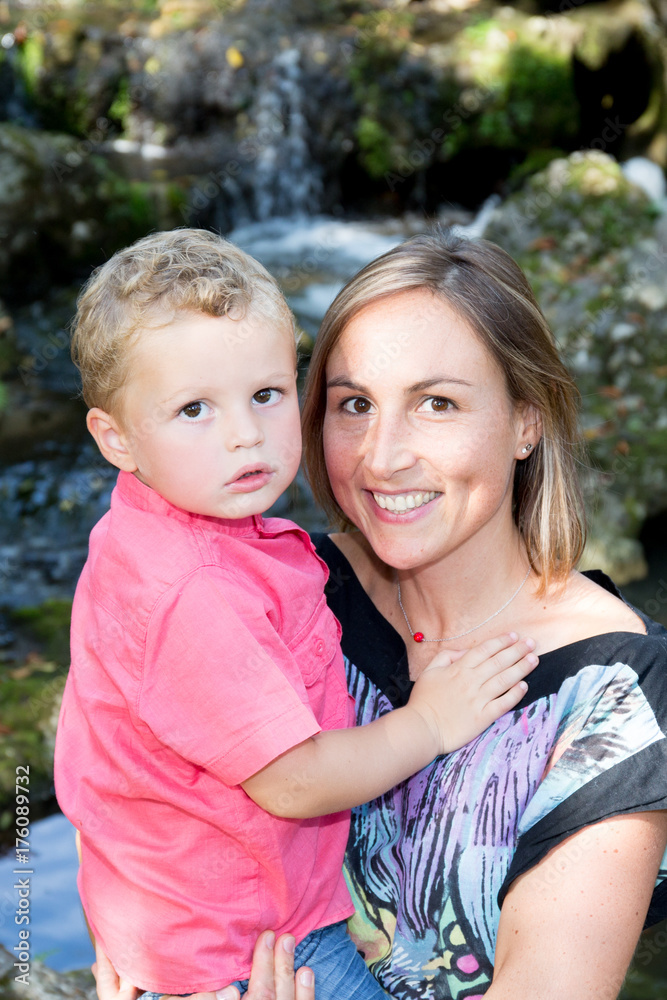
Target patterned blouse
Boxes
[314,534,667,1000]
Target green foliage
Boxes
[509,148,565,187]
[17,33,45,97]
[486,152,667,555]
[0,600,72,819]
[444,25,579,159]
[356,115,393,179]
[109,76,132,132]
[347,9,428,179]
[92,157,159,246]
[16,30,96,136]
[13,598,73,666]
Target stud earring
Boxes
[521,443,533,454]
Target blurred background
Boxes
[0,0,666,995]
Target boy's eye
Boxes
[342,397,372,414]
[179,401,209,420]
[252,388,282,405]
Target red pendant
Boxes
[413,632,424,643]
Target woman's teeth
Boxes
[372,491,439,513]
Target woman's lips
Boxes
[371,490,439,513]
[365,489,442,519]
[226,466,274,493]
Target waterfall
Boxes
[244,47,322,222]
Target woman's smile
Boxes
[368,489,441,514]
[366,490,442,522]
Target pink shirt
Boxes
[54,471,355,993]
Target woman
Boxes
[297,232,667,998]
[101,232,667,1000]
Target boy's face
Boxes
[109,310,301,519]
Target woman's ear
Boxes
[515,403,543,460]
[86,408,138,473]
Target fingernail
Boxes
[216,989,237,1000]
[528,653,538,665]
[520,681,528,691]
[265,930,276,949]
[283,936,295,954]
[525,638,536,650]
[299,969,314,987]
[509,632,518,640]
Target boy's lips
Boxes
[226,464,274,493]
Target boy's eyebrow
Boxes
[159,371,297,404]
[326,375,473,392]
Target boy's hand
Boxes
[407,633,537,754]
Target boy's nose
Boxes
[225,409,264,450]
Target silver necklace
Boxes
[397,567,531,643]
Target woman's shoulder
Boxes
[531,568,663,656]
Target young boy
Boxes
[54,229,536,998]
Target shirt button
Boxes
[315,638,325,656]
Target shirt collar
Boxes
[114,470,263,536]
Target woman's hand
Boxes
[92,932,314,1000]
[211,931,314,1000]
[92,943,141,1000]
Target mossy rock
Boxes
[0,123,186,295]
[485,150,667,581]
[0,599,72,824]
[441,14,579,159]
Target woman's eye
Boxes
[342,397,372,414]
[421,396,454,413]
[179,401,209,420]
[252,388,282,405]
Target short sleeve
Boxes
[500,633,667,925]
[138,567,322,786]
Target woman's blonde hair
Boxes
[72,228,295,414]
[302,231,586,590]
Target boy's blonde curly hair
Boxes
[71,228,295,414]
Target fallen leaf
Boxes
[599,385,623,399]
[529,236,557,251]
[226,46,244,69]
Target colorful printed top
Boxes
[314,534,667,1000]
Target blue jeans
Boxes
[140,921,386,1000]
[231,921,387,1000]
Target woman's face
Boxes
[323,287,534,571]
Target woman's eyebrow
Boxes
[408,376,474,392]
[326,376,367,391]
[326,375,474,393]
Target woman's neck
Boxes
[396,530,530,642]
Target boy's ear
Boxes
[86,408,138,473]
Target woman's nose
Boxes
[363,415,416,480]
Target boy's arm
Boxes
[243,634,537,818]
